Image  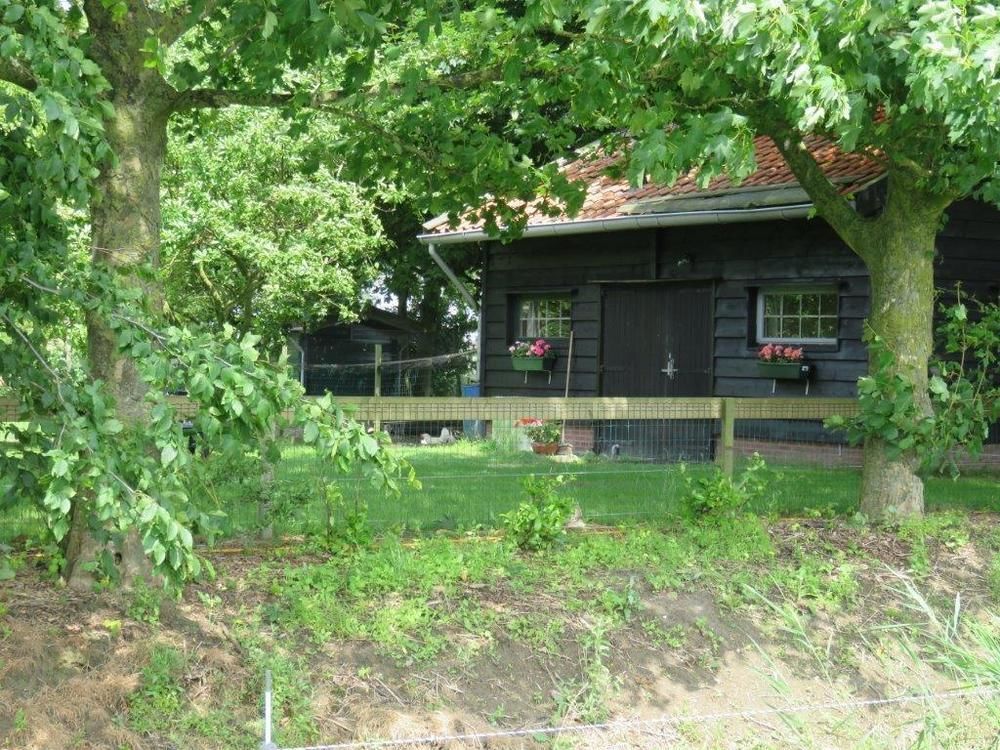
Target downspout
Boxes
[427,243,483,386]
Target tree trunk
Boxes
[64,26,173,587]
[857,185,940,520]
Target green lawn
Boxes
[254,441,1000,534]
[2,441,998,543]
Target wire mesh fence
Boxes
[2,396,999,543]
[302,351,473,397]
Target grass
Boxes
[1,440,998,543]
[235,441,1000,534]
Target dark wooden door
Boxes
[600,283,714,397]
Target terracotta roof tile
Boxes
[424,136,885,235]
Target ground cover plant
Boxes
[2,510,1000,748]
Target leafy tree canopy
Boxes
[161,107,385,352]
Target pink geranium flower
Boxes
[509,338,555,358]
[758,344,806,363]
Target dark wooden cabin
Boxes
[472,199,1000,401]
[419,137,1000,459]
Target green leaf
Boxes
[161,444,178,466]
[151,541,166,567]
[263,10,277,38]
[3,4,25,23]
[42,96,63,122]
[303,421,319,443]
[51,517,69,542]
[102,418,124,434]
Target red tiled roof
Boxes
[423,136,885,235]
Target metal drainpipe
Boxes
[427,243,483,385]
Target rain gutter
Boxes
[417,203,814,245]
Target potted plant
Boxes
[515,417,562,455]
[756,344,810,379]
[509,338,556,371]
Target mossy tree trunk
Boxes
[777,141,953,520]
[857,179,940,519]
[63,8,174,589]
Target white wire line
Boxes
[275,685,1000,750]
[297,467,682,482]
[306,351,475,371]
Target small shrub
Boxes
[598,579,640,623]
[127,578,163,625]
[554,621,617,724]
[682,454,770,520]
[769,555,860,613]
[501,474,576,551]
[899,512,971,578]
[128,644,186,734]
[321,483,372,550]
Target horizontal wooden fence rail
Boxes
[0,395,859,423]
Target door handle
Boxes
[660,353,676,379]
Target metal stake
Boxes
[262,669,277,750]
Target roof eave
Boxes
[417,202,816,246]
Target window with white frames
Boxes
[757,287,839,344]
[516,295,572,339]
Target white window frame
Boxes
[756,286,839,345]
[516,294,572,339]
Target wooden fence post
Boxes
[719,397,736,478]
[373,344,382,432]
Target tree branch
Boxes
[170,87,345,112]
[159,0,222,46]
[0,60,37,92]
[772,135,872,259]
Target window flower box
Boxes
[756,361,811,380]
[511,355,556,372]
[510,339,556,376]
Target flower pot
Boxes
[531,442,560,455]
[511,355,556,372]
[757,361,810,380]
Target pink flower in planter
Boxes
[511,338,553,358]
[758,344,806,363]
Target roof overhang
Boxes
[417,203,815,246]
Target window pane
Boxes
[518,296,570,339]
[778,317,799,338]
[760,289,838,342]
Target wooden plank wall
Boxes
[481,218,869,398]
[937,199,1000,302]
[482,231,654,397]
[479,197,1000,400]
